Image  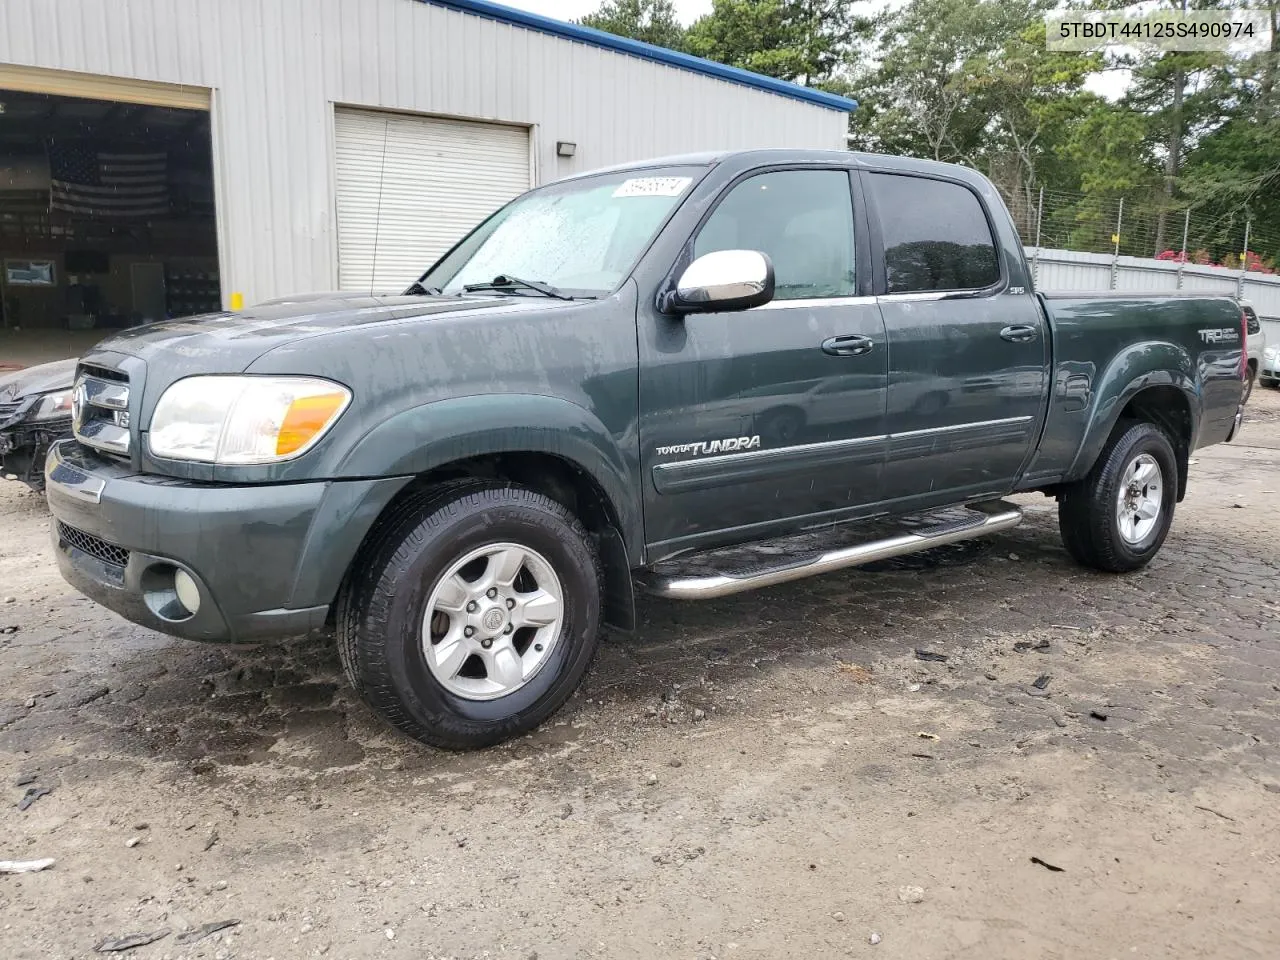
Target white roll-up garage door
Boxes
[334,108,531,292]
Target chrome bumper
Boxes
[45,440,107,502]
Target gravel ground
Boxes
[2,393,1280,959]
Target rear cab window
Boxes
[867,173,1000,294]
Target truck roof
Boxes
[557,149,987,186]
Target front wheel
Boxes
[336,482,603,750]
[1058,420,1178,573]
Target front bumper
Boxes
[44,440,410,642]
[1260,360,1280,383]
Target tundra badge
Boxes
[655,435,762,458]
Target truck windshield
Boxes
[421,165,706,299]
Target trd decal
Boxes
[1198,327,1240,344]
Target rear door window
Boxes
[869,173,1000,294]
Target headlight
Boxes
[149,376,351,464]
[1265,346,1279,361]
[30,391,73,421]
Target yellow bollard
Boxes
[229,292,244,311]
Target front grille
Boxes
[0,400,21,425]
[57,521,129,569]
[73,364,131,458]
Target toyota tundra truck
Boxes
[44,150,1247,749]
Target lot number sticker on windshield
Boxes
[613,177,693,198]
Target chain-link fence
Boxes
[998,184,1278,276]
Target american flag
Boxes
[47,141,170,218]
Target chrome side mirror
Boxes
[664,249,775,314]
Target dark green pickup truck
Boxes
[45,150,1246,749]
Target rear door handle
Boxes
[1000,325,1038,343]
[821,335,874,357]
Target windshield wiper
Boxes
[463,274,574,300]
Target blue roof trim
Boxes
[423,0,857,113]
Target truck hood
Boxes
[82,292,539,373]
[255,288,404,306]
[0,358,78,402]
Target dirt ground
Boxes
[3,394,1280,960]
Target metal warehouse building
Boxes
[0,0,853,332]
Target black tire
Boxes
[1243,366,1255,406]
[336,481,603,750]
[1057,504,1100,569]
[1058,420,1178,573]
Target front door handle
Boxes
[822,335,874,357]
[1000,325,1038,343]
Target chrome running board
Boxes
[641,500,1023,600]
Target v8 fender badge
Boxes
[1199,327,1240,344]
[656,435,761,458]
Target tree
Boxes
[847,0,1278,260]
[849,0,1051,162]
[780,0,871,86]
[1054,103,1161,254]
[684,0,869,87]
[578,0,1278,264]
[965,17,1102,227]
[1172,0,1280,262]
[579,0,687,51]
[1115,1,1238,252]
[1177,100,1280,263]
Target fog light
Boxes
[173,569,201,615]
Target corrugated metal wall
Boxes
[1029,248,1280,318]
[0,0,848,306]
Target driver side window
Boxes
[693,169,856,301]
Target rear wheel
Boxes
[1058,420,1178,573]
[337,482,603,750]
[1243,365,1256,405]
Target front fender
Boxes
[334,393,640,556]
[1066,341,1200,481]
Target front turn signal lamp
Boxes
[149,376,352,464]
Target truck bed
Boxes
[1018,291,1245,490]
